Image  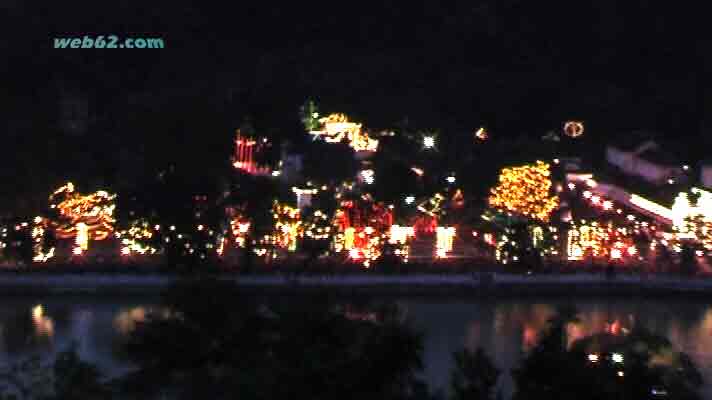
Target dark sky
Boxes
[2,1,711,210]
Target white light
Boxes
[611,353,624,363]
[271,170,281,177]
[405,196,415,205]
[588,354,599,362]
[683,165,690,171]
[361,169,375,185]
[446,176,456,183]
[423,136,435,149]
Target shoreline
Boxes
[1,273,712,297]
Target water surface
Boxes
[1,295,711,398]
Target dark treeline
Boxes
[0,279,704,399]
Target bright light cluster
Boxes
[566,220,637,261]
[435,226,456,258]
[304,210,331,240]
[31,217,54,262]
[233,130,272,175]
[423,136,436,149]
[271,202,302,252]
[629,194,673,221]
[475,127,488,141]
[389,225,415,262]
[489,161,559,221]
[309,113,379,152]
[50,182,116,255]
[118,220,158,256]
[230,215,251,248]
[333,197,393,267]
[674,188,712,247]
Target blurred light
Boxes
[611,353,624,363]
[423,136,435,149]
[405,196,415,205]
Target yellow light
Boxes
[50,183,116,246]
[564,121,584,138]
[489,161,559,222]
[76,222,89,251]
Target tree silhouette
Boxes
[450,347,500,400]
[121,278,428,400]
[512,306,702,400]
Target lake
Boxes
[1,295,712,398]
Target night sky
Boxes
[2,1,710,212]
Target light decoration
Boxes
[674,188,712,248]
[488,161,559,222]
[31,217,54,262]
[50,182,116,256]
[303,209,331,240]
[233,130,272,175]
[360,169,375,185]
[629,194,673,221]
[308,113,378,152]
[389,225,415,244]
[417,193,445,218]
[475,127,488,141]
[435,226,456,258]
[423,135,436,149]
[389,225,415,262]
[270,202,302,252]
[75,223,88,254]
[118,220,158,256]
[566,220,637,262]
[564,121,584,138]
[333,196,393,265]
[532,226,544,248]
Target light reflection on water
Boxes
[0,296,712,398]
[399,298,712,398]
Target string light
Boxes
[564,121,584,138]
[423,136,436,149]
[489,161,559,221]
[50,182,116,256]
[435,226,456,258]
[308,113,378,152]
